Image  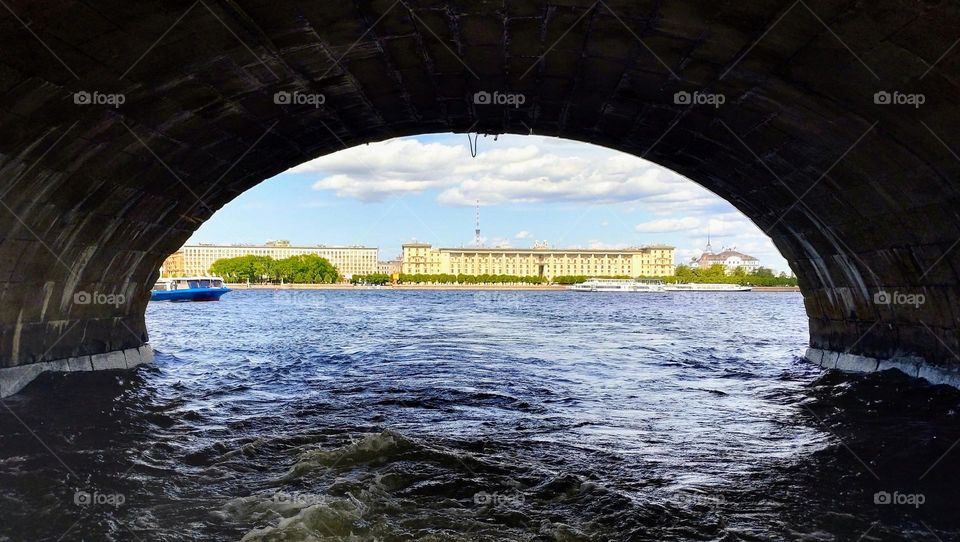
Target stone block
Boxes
[804,348,824,366]
[835,353,879,372]
[65,355,93,372]
[90,350,127,371]
[123,347,141,368]
[137,345,155,365]
[877,357,921,378]
[918,364,960,388]
[821,350,840,369]
[0,363,45,397]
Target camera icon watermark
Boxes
[874,490,924,508]
[73,291,126,308]
[473,490,525,508]
[669,491,725,508]
[674,90,725,108]
[272,491,324,506]
[73,90,125,108]
[272,290,326,307]
[273,90,326,108]
[473,90,526,108]
[873,90,924,109]
[873,290,925,308]
[74,489,125,508]
[473,291,524,310]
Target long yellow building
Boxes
[401,243,675,279]
[164,241,378,278]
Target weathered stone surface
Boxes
[138,345,155,366]
[806,348,960,387]
[123,344,154,368]
[90,350,128,371]
[835,353,879,373]
[0,363,45,398]
[0,346,145,397]
[0,1,958,394]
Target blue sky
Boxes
[188,133,790,272]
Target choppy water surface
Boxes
[2,290,960,541]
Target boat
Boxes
[569,278,666,292]
[150,276,232,302]
[663,283,752,292]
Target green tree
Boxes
[351,273,391,285]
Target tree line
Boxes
[209,254,340,284]
[209,257,797,287]
[396,273,548,284]
[395,265,797,286]
[669,264,798,286]
[350,273,392,285]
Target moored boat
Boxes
[663,283,752,292]
[569,278,666,292]
[151,276,232,302]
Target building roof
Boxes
[183,243,376,250]
[437,246,674,254]
[698,249,759,262]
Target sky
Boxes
[187,132,791,273]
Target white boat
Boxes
[569,278,666,292]
[663,283,752,292]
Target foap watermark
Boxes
[674,90,725,108]
[473,291,525,310]
[873,90,925,109]
[274,90,326,108]
[874,490,925,509]
[271,491,324,507]
[669,491,725,508]
[73,291,125,308]
[473,90,526,108]
[272,290,326,307]
[73,90,125,108]
[74,489,125,508]
[473,490,525,508]
[873,290,925,308]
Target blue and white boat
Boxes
[150,276,231,302]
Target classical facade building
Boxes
[692,240,760,274]
[401,243,675,279]
[159,251,184,278]
[165,241,378,278]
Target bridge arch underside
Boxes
[0,0,959,395]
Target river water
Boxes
[1,289,959,541]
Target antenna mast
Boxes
[474,200,482,247]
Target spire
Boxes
[705,226,714,254]
[474,199,482,247]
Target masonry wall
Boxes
[0,0,958,393]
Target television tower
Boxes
[474,200,482,247]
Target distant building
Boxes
[401,243,675,279]
[377,259,402,275]
[159,251,184,278]
[692,238,760,274]
[164,243,378,279]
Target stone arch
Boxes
[1,0,959,394]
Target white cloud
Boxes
[585,240,630,250]
[291,134,792,273]
[634,213,789,271]
[634,217,701,233]
[298,136,697,206]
